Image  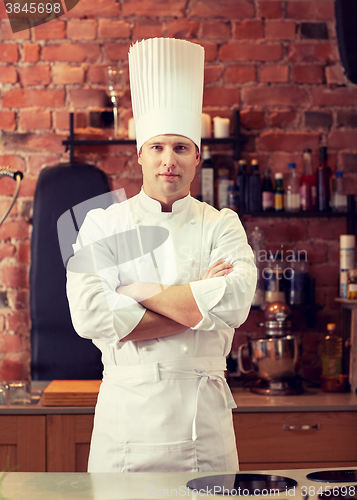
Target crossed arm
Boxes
[118,259,233,342]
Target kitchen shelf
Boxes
[335,298,357,393]
[62,111,242,163]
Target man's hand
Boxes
[202,259,233,280]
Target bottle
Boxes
[331,171,348,212]
[300,149,317,211]
[264,254,286,303]
[217,167,231,209]
[236,159,247,211]
[274,173,284,212]
[321,323,343,377]
[200,145,215,206]
[285,257,309,305]
[340,234,356,299]
[261,169,274,212]
[247,159,261,212]
[249,226,265,306]
[227,181,239,211]
[285,163,300,212]
[316,146,332,212]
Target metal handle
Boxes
[283,423,321,431]
[237,344,254,374]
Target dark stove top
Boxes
[186,473,297,496]
[307,470,357,483]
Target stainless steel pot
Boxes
[238,335,302,381]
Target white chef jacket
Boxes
[66,188,257,473]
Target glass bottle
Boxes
[261,169,274,212]
[321,323,343,377]
[274,173,284,212]
[264,254,286,303]
[236,159,247,211]
[285,163,300,212]
[331,171,348,212]
[200,145,215,206]
[316,146,332,212]
[217,167,231,209]
[227,181,239,212]
[300,148,317,211]
[247,159,261,212]
[249,226,265,306]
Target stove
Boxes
[186,469,357,499]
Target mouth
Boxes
[159,173,179,179]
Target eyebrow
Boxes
[148,140,191,147]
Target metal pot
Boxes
[238,335,302,381]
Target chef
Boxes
[66,37,257,473]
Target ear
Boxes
[138,150,142,166]
[195,150,201,167]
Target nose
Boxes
[162,148,177,169]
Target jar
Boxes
[347,269,357,300]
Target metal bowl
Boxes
[239,335,302,381]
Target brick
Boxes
[339,153,357,173]
[0,334,21,352]
[325,64,347,85]
[123,0,185,17]
[0,44,18,62]
[337,111,357,128]
[28,154,61,175]
[7,311,30,333]
[0,110,16,130]
[110,177,141,199]
[166,20,198,39]
[234,20,264,39]
[52,65,85,84]
[293,65,324,84]
[220,42,282,61]
[1,132,64,153]
[329,130,357,150]
[260,132,320,152]
[198,41,217,62]
[17,242,31,263]
[265,21,296,40]
[269,110,297,127]
[240,109,266,130]
[286,1,334,20]
[19,109,51,130]
[308,218,347,240]
[42,43,100,62]
[309,264,339,287]
[305,111,332,129]
[54,110,86,129]
[87,64,107,84]
[18,65,51,86]
[12,290,30,310]
[301,22,328,40]
[104,42,132,61]
[294,242,328,264]
[98,155,129,175]
[242,86,307,106]
[203,87,239,107]
[67,19,97,40]
[0,155,25,171]
[0,220,30,240]
[0,65,17,83]
[288,42,339,63]
[257,219,308,242]
[204,65,223,84]
[259,64,289,82]
[132,20,163,39]
[33,20,65,39]
[0,22,30,40]
[201,21,230,39]
[189,0,254,18]
[225,65,256,83]
[259,0,282,18]
[0,359,24,380]
[0,315,4,333]
[2,89,65,108]
[69,89,109,108]
[64,0,120,18]
[98,19,130,39]
[0,242,16,260]
[22,43,40,62]
[310,87,357,106]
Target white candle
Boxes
[128,117,136,139]
[201,113,212,138]
[213,116,230,138]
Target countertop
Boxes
[0,382,356,415]
[1,468,357,500]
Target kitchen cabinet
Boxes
[234,411,357,471]
[0,415,46,472]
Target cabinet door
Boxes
[0,415,46,472]
[46,414,94,472]
[234,411,357,469]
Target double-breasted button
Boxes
[190,219,196,225]
[182,345,189,353]
[142,346,148,352]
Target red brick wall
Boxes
[0,0,356,380]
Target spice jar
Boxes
[347,269,357,300]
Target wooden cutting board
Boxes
[42,380,101,407]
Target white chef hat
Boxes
[128,37,205,153]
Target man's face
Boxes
[138,134,200,210]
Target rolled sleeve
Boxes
[190,208,257,332]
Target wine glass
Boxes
[105,63,126,138]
